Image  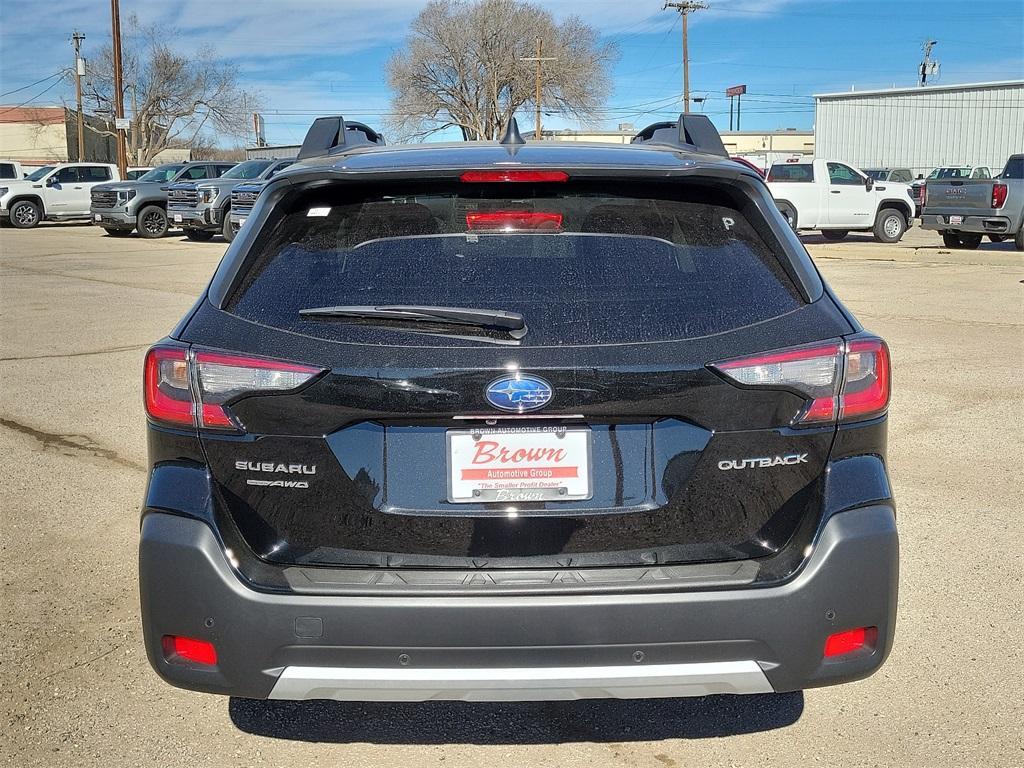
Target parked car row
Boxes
[4,152,1021,253]
[0,158,288,241]
[166,158,293,242]
[756,155,1023,250]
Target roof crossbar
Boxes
[631,114,728,157]
[297,116,386,160]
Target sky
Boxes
[1,0,1022,146]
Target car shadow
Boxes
[228,692,804,745]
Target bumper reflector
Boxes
[824,626,877,658]
[163,635,218,666]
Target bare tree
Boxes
[387,0,617,141]
[81,17,258,164]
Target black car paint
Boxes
[149,145,873,571]
[141,135,896,698]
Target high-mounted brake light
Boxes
[460,170,568,183]
[465,210,563,231]
[992,182,1008,209]
[144,345,323,431]
[710,336,890,426]
[163,635,218,666]
[824,626,877,658]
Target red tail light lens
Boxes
[824,626,877,658]
[144,346,193,427]
[992,183,1008,209]
[921,184,928,208]
[163,635,218,666]
[711,335,890,426]
[460,170,568,183]
[144,345,324,431]
[839,338,890,421]
[466,210,563,231]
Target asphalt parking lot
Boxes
[1,223,1021,767]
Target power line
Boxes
[0,77,66,116]
[0,72,65,99]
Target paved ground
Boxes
[1,224,1021,767]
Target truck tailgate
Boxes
[924,180,994,213]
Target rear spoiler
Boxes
[631,114,728,158]
[297,116,386,161]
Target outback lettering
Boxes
[718,454,809,471]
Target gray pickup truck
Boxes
[921,154,1024,250]
[90,161,236,238]
[167,158,293,242]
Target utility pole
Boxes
[520,38,556,139]
[918,40,939,87]
[664,1,709,113]
[71,31,86,160]
[110,0,128,177]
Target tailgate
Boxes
[923,180,994,213]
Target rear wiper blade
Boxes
[298,304,527,337]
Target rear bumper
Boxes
[921,213,1014,233]
[139,505,898,701]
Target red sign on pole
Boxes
[726,84,747,97]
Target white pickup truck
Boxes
[0,162,120,228]
[767,158,916,242]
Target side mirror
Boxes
[864,176,874,190]
[916,174,924,180]
[46,176,58,187]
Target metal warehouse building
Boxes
[814,80,1024,175]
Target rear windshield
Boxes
[1001,156,1023,179]
[767,164,813,182]
[227,181,804,347]
[928,167,970,179]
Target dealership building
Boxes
[814,79,1024,175]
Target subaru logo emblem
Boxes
[485,374,553,413]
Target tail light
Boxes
[144,345,323,431]
[460,170,568,183]
[466,210,563,231]
[711,336,890,426]
[824,626,878,658]
[992,182,1008,209]
[921,184,927,208]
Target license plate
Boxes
[94,214,101,221]
[447,427,592,503]
[173,214,183,223]
[949,215,963,225]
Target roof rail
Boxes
[631,114,727,158]
[297,116,386,160]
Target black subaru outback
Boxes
[140,115,897,702]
